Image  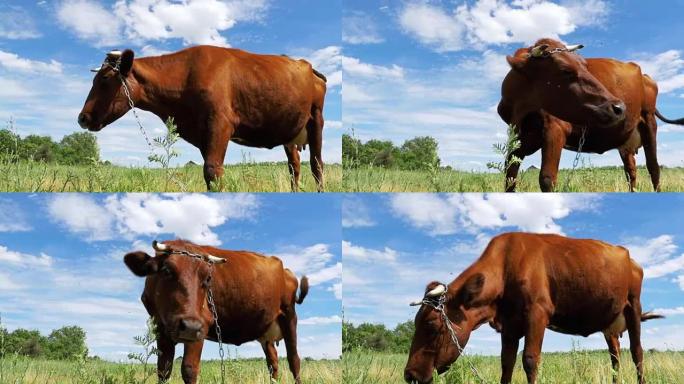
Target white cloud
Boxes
[399,0,609,52]
[653,306,684,316]
[678,275,684,290]
[633,50,684,94]
[299,315,342,326]
[343,12,384,45]
[276,244,339,283]
[309,262,342,286]
[48,194,114,241]
[390,193,599,236]
[0,5,41,39]
[0,199,31,232]
[342,241,397,262]
[57,0,269,47]
[343,56,404,79]
[0,272,23,290]
[330,282,342,300]
[342,195,375,228]
[0,51,63,74]
[624,235,684,279]
[0,245,53,268]
[303,46,342,88]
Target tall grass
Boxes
[342,166,684,192]
[0,159,342,192]
[343,350,684,384]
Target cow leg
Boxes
[500,333,520,384]
[539,119,567,192]
[284,144,301,192]
[278,313,302,384]
[604,333,621,384]
[639,114,661,191]
[619,148,637,192]
[180,340,204,384]
[201,116,232,190]
[307,107,324,192]
[156,333,175,382]
[522,305,548,384]
[261,341,279,382]
[505,114,543,192]
[624,301,645,384]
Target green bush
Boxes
[0,128,99,165]
[342,134,440,171]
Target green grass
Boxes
[0,160,342,192]
[342,166,684,192]
[0,355,340,384]
[343,350,684,384]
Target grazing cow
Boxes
[404,232,663,384]
[498,38,684,192]
[79,46,328,191]
[124,240,309,384]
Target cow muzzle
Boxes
[595,100,627,126]
[404,369,433,384]
[177,318,204,342]
[77,112,104,131]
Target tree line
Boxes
[0,325,88,360]
[343,321,415,353]
[342,134,441,170]
[0,128,100,165]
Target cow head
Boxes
[506,38,626,127]
[78,49,136,131]
[124,241,226,343]
[404,275,487,384]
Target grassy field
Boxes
[0,355,340,384]
[343,350,684,384]
[343,166,684,192]
[0,160,342,192]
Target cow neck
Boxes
[444,272,498,332]
[127,57,184,120]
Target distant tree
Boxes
[344,320,417,353]
[342,134,361,168]
[342,134,441,170]
[19,134,57,162]
[397,136,440,170]
[0,129,20,158]
[5,328,46,357]
[58,132,99,165]
[45,326,88,360]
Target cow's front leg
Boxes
[604,333,621,384]
[522,305,549,384]
[539,117,568,192]
[181,340,204,384]
[201,117,232,191]
[500,332,520,384]
[619,148,637,192]
[156,333,176,382]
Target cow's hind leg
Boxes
[156,332,175,382]
[201,114,232,191]
[539,116,568,192]
[500,332,520,384]
[604,333,621,384]
[506,113,543,192]
[181,340,204,384]
[522,304,549,384]
[307,106,324,192]
[619,148,637,192]
[639,113,661,191]
[261,341,279,382]
[284,144,301,192]
[278,312,302,384]
[624,300,645,384]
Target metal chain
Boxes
[571,126,587,170]
[119,76,154,149]
[166,249,226,383]
[423,294,486,383]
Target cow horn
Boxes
[152,240,167,251]
[426,284,447,298]
[530,44,549,57]
[566,44,584,52]
[409,300,423,306]
[90,66,102,73]
[205,255,226,264]
[107,50,122,58]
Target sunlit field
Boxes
[342,166,684,192]
[0,355,340,384]
[342,350,684,384]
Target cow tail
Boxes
[641,311,665,322]
[312,68,327,83]
[655,109,684,125]
[296,276,309,305]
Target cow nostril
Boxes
[612,103,624,116]
[78,113,90,125]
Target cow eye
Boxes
[202,275,212,288]
[160,265,173,278]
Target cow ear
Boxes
[461,273,485,307]
[124,251,158,277]
[119,49,135,77]
[506,55,527,72]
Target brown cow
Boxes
[124,239,309,384]
[404,232,663,384]
[79,46,327,191]
[498,38,684,192]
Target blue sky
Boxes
[343,0,684,171]
[343,193,684,354]
[0,193,342,361]
[0,0,341,166]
